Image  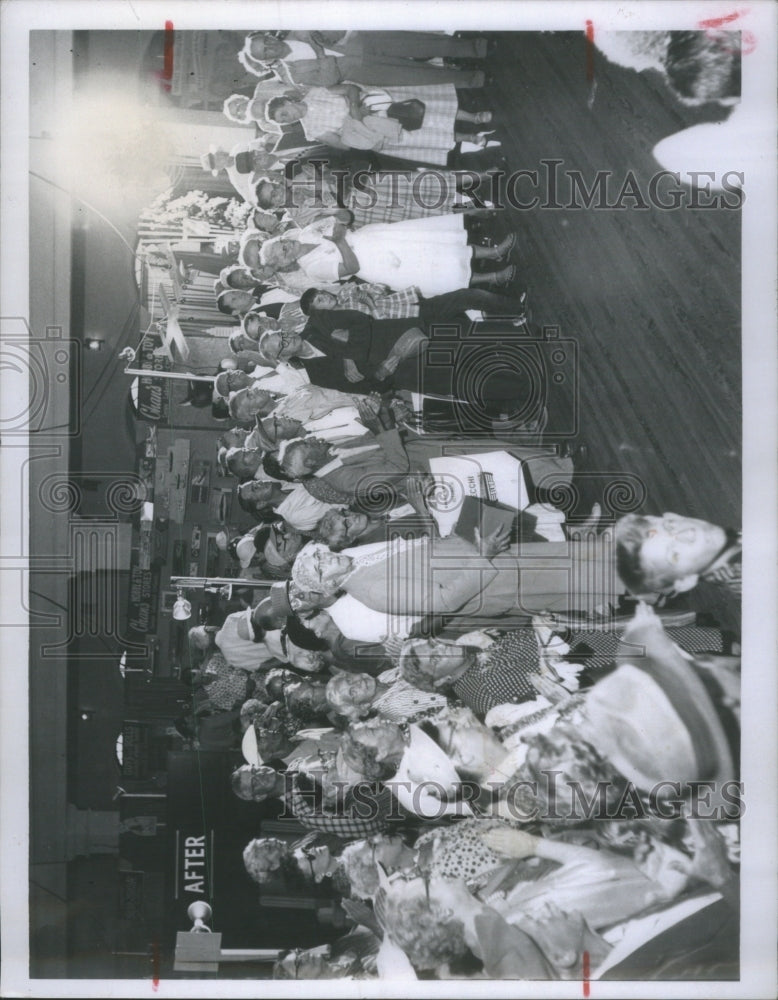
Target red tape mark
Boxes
[152,939,160,990]
[585,20,595,82]
[698,10,757,55]
[155,20,174,91]
[582,948,591,997]
[699,9,747,29]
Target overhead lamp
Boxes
[172,587,192,621]
[85,337,105,351]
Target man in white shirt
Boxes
[215,607,275,671]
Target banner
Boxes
[136,335,171,424]
[127,561,161,634]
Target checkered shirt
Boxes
[285,775,393,838]
[335,283,420,320]
[452,630,540,720]
[300,88,350,141]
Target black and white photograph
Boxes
[1,1,776,996]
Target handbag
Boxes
[387,98,426,131]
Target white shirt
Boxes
[249,361,310,395]
[327,592,420,643]
[282,39,342,61]
[215,611,272,672]
[304,407,366,442]
[274,483,342,533]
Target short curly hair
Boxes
[337,840,380,900]
[384,893,468,971]
[398,639,449,693]
[242,836,289,884]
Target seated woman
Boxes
[259,214,516,302]
[378,871,609,979]
[335,833,418,901]
[243,833,344,886]
[266,83,494,166]
[338,717,408,783]
[326,668,449,725]
[399,631,542,721]
[181,654,252,716]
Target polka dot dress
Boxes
[415,819,516,889]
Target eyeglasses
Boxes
[271,522,289,548]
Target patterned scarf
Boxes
[301,476,351,504]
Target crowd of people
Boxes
[166,30,742,982]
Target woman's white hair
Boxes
[276,436,309,468]
[291,541,338,594]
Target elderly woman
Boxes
[243,833,343,886]
[242,30,489,88]
[265,83,495,165]
[336,833,417,900]
[399,631,541,721]
[259,215,516,298]
[326,669,448,725]
[273,934,379,980]
[290,527,624,621]
[338,717,408,783]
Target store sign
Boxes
[127,562,161,634]
[136,335,171,423]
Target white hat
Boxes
[242,725,263,766]
[236,533,260,570]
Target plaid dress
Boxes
[285,775,394,837]
[357,83,459,166]
[287,161,469,227]
[349,171,466,225]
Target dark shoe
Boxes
[487,264,517,287]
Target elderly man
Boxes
[228,381,303,425]
[277,400,416,505]
[231,520,309,581]
[291,528,626,622]
[615,512,741,599]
